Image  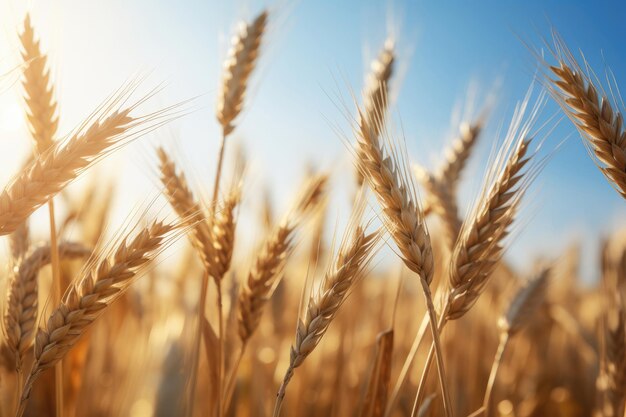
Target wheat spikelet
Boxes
[446,92,544,320]
[210,185,241,281]
[545,35,626,198]
[237,173,328,343]
[19,14,58,154]
[0,88,172,237]
[364,39,395,138]
[216,10,268,137]
[354,106,433,281]
[414,166,461,250]
[16,220,180,412]
[436,121,483,192]
[4,242,90,365]
[157,147,213,268]
[273,207,380,417]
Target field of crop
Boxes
[0,2,624,417]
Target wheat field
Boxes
[0,3,624,417]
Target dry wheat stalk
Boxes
[599,286,626,417]
[412,91,545,414]
[353,101,455,415]
[545,35,626,198]
[0,89,170,237]
[216,10,268,137]
[237,173,328,343]
[15,220,181,416]
[4,242,91,366]
[481,267,551,417]
[273,209,381,417]
[19,14,58,154]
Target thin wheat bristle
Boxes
[216,10,268,136]
[20,14,58,154]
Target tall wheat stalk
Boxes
[272,197,380,417]
[353,101,452,416]
[19,14,64,414]
[411,90,547,415]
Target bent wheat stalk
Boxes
[353,101,452,416]
[411,90,547,415]
[15,220,182,417]
[0,86,175,237]
[273,201,380,417]
[481,267,550,417]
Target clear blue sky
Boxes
[0,0,624,281]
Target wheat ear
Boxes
[0,88,173,237]
[353,102,453,416]
[157,147,213,268]
[412,90,546,414]
[545,34,626,198]
[216,10,268,137]
[4,242,90,366]
[19,13,58,154]
[237,173,328,343]
[273,204,380,417]
[15,220,181,417]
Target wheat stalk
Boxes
[481,267,551,417]
[412,90,545,414]
[273,207,380,417]
[237,173,328,343]
[15,220,181,417]
[353,102,453,416]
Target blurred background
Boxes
[0,0,624,282]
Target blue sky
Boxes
[0,0,624,281]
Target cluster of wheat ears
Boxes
[0,9,624,417]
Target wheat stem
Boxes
[482,333,509,417]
